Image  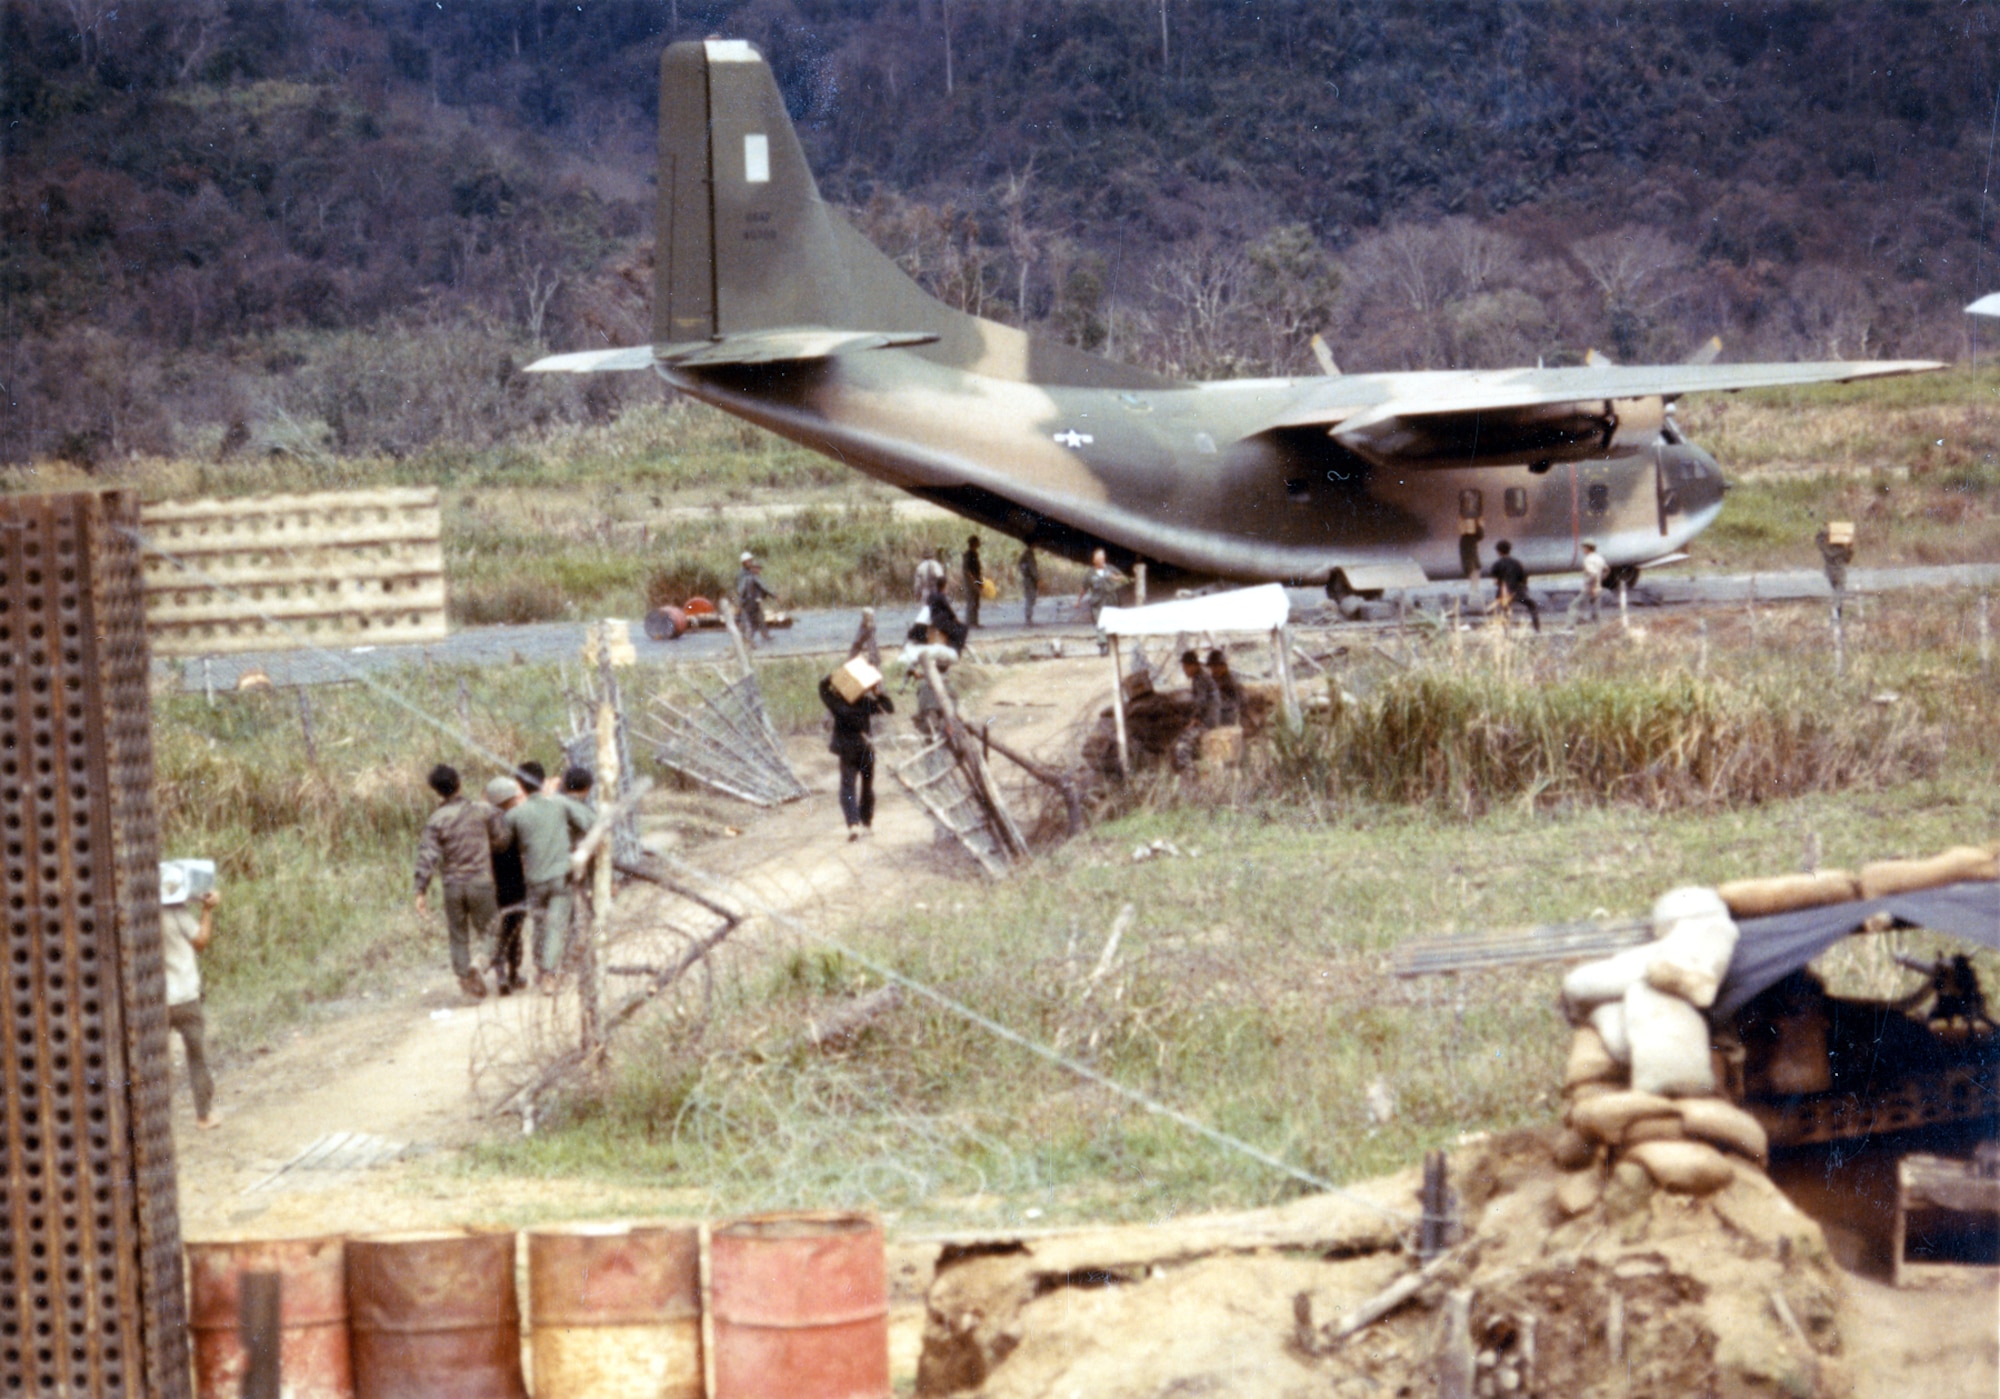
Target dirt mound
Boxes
[917,1128,1861,1398]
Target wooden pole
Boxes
[582,623,620,1056]
[922,655,1029,859]
[1109,639,1131,776]
[1273,626,1302,732]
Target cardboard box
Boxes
[831,657,882,703]
[1826,521,1855,547]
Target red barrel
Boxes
[186,1235,353,1399]
[711,1212,888,1399]
[346,1231,525,1399]
[526,1223,702,1399]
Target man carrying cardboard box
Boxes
[1815,520,1855,619]
[819,658,896,840]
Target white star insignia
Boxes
[1053,429,1094,449]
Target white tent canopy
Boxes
[1098,583,1290,637]
[1967,293,2000,317]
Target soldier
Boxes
[160,864,222,1128]
[1172,649,1221,771]
[483,775,529,995]
[849,606,881,668]
[914,546,947,602]
[1206,649,1244,727]
[414,763,509,1000]
[1573,539,1609,625]
[962,535,985,628]
[1017,544,1040,625]
[1488,540,1540,633]
[1815,521,1855,620]
[1078,548,1125,654]
[735,551,774,646]
[507,762,595,995]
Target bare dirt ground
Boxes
[165,651,1997,1397]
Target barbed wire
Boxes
[126,524,1415,1225]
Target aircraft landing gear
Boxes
[1605,564,1642,593]
[1326,572,1378,621]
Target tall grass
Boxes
[1280,667,1945,814]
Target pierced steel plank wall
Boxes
[1,490,187,1398]
[139,487,446,656]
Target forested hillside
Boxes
[4,0,1996,466]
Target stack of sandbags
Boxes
[1552,887,1770,1213]
[1715,842,1999,917]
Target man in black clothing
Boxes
[1488,540,1540,632]
[483,775,529,994]
[962,535,985,628]
[819,668,896,839]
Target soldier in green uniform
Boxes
[506,765,594,995]
[414,764,509,1000]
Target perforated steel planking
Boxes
[0,492,188,1398]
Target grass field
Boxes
[465,593,2000,1225]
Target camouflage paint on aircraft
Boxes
[533,40,1941,597]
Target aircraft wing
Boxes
[1261,359,1943,441]
[525,328,938,374]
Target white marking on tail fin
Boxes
[744,134,770,183]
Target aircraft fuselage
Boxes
[665,351,1725,591]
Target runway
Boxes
[153,562,2000,692]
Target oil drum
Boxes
[526,1223,701,1399]
[710,1212,888,1399]
[186,1235,352,1399]
[346,1230,525,1399]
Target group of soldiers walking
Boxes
[414,761,596,1000]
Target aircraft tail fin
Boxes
[654,40,1174,388]
[657,40,858,341]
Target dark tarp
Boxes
[1713,881,2000,1020]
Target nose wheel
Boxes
[1326,571,1377,620]
[1605,564,1642,593]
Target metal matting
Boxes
[0,490,187,1397]
[891,739,1010,878]
[139,487,446,655]
[638,671,809,807]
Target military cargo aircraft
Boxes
[531,39,1941,601]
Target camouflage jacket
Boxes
[414,796,507,894]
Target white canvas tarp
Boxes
[1098,584,1290,637]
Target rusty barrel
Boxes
[526,1223,702,1399]
[346,1230,525,1399]
[186,1235,353,1399]
[711,1212,888,1399]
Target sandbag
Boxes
[1562,944,1656,1011]
[1650,885,1729,927]
[1627,1139,1734,1195]
[1675,1096,1770,1165]
[1569,1089,1677,1145]
[1589,1001,1631,1065]
[1858,846,1999,899]
[1622,1115,1686,1146]
[1555,1163,1606,1219]
[1644,914,1739,1010]
[1716,870,1859,919]
[1625,980,1716,1097]
[1564,1026,1621,1089]
[1552,1127,1598,1172]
